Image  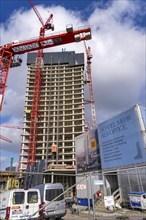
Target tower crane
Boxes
[84,41,97,129]
[0,1,92,166]
[27,0,55,166]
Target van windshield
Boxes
[12,192,24,204]
[45,189,64,201]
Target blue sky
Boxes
[0,0,146,170]
[0,0,96,22]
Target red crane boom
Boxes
[28,0,44,27]
[28,0,54,34]
[0,135,12,143]
[0,124,22,143]
[0,124,22,129]
[0,26,91,111]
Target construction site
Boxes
[0,0,95,198]
[1,2,145,220]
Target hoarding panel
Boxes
[75,129,101,173]
[98,105,146,169]
[140,106,146,128]
[76,174,103,207]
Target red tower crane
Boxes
[84,41,97,129]
[0,2,92,166]
[27,0,55,166]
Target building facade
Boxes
[19,51,85,196]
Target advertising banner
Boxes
[141,106,146,127]
[98,105,146,169]
[75,129,101,173]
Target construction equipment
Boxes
[0,1,92,167]
[0,135,12,143]
[84,41,96,129]
[0,124,22,143]
[27,0,55,166]
[0,27,91,111]
[28,0,54,33]
[0,124,22,129]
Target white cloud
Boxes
[0,156,7,164]
[0,124,22,152]
[0,0,145,169]
[87,0,145,121]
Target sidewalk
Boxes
[65,208,146,219]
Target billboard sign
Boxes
[98,105,146,169]
[140,106,146,127]
[75,128,101,173]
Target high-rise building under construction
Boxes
[19,51,85,196]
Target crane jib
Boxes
[12,39,53,53]
[0,26,91,111]
[9,27,91,54]
[11,38,63,54]
[12,42,40,53]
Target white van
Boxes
[0,188,41,220]
[33,183,66,220]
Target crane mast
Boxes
[26,49,43,165]
[84,41,97,129]
[27,0,55,165]
[0,49,13,111]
